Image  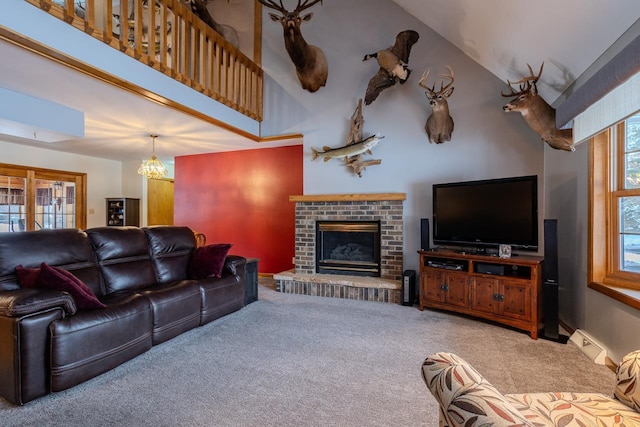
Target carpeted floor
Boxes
[0,281,615,426]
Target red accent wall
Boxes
[174,145,303,274]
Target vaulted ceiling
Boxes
[1,1,640,163]
[391,0,640,103]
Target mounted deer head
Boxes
[258,0,328,93]
[502,63,574,151]
[186,0,240,49]
[419,66,455,143]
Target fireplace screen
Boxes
[316,221,381,277]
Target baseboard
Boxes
[569,329,608,365]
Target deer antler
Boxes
[258,0,322,13]
[419,66,455,96]
[296,0,323,13]
[437,65,454,94]
[501,62,544,97]
[257,0,287,14]
[418,69,432,92]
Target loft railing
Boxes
[24,0,263,121]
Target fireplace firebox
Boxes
[315,220,381,277]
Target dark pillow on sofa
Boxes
[15,265,41,288]
[189,243,233,279]
[36,263,106,310]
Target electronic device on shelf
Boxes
[425,259,464,271]
[432,175,538,252]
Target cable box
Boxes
[426,260,464,271]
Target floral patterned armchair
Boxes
[422,351,640,426]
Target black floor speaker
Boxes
[540,219,568,344]
[402,270,416,306]
[420,218,430,251]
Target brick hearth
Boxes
[274,193,405,303]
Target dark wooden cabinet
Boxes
[419,250,543,339]
[244,258,258,305]
[106,198,140,226]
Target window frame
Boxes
[0,163,87,231]
[589,120,640,309]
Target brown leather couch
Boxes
[0,226,246,405]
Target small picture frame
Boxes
[499,244,512,259]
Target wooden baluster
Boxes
[148,0,157,67]
[105,0,113,44]
[84,0,95,35]
[134,0,143,59]
[119,0,129,52]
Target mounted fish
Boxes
[363,30,419,105]
[311,99,383,177]
[258,0,328,93]
[419,66,455,143]
[311,133,384,162]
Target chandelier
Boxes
[138,134,168,179]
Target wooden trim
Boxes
[290,193,407,202]
[589,281,640,311]
[258,133,304,143]
[0,162,87,230]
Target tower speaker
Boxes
[541,219,568,343]
[402,270,416,306]
[543,219,559,284]
[420,218,430,251]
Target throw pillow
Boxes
[189,243,233,279]
[37,263,106,310]
[615,350,640,411]
[15,265,41,288]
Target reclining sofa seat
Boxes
[0,226,246,405]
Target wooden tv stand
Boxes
[418,249,543,339]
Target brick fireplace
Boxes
[274,193,405,303]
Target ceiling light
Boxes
[138,134,168,179]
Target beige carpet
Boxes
[0,282,615,426]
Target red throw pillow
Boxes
[189,243,233,279]
[15,265,41,288]
[37,263,106,310]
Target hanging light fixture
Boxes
[138,134,168,179]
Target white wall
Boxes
[1,138,124,228]
[261,0,545,273]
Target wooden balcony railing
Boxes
[24,0,263,122]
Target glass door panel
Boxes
[34,179,76,230]
[0,176,26,232]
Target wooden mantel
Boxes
[289,193,406,202]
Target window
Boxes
[0,163,86,232]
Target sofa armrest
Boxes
[0,288,77,317]
[224,255,246,277]
[422,352,533,427]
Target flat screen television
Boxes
[432,175,538,251]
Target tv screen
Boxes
[432,175,538,251]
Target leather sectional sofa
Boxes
[0,226,246,405]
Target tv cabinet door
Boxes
[422,269,445,305]
[500,280,531,321]
[444,272,469,309]
[471,277,500,315]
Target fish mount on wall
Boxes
[363,30,419,105]
[501,62,574,151]
[311,99,383,177]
